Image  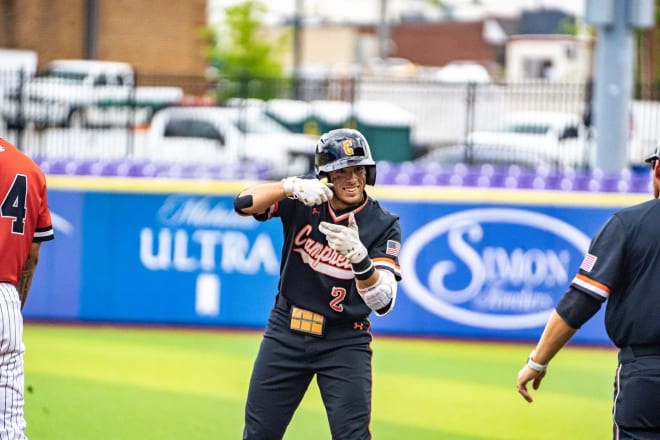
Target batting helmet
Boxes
[315,128,377,185]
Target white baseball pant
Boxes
[0,283,26,440]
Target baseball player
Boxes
[516,139,660,439]
[234,128,402,439]
[0,138,54,439]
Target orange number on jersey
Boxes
[329,287,346,312]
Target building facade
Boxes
[0,0,208,76]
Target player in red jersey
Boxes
[0,138,54,439]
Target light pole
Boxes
[378,0,391,59]
[293,0,303,99]
[585,0,655,172]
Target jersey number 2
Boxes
[329,287,346,312]
[1,174,28,235]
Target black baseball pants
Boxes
[614,346,660,439]
[243,300,373,440]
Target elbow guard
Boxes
[233,194,253,216]
[358,269,398,316]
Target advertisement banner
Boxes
[77,192,282,327]
[23,189,83,319]
[26,178,648,345]
[375,199,618,344]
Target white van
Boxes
[3,59,182,128]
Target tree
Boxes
[202,0,290,102]
[635,0,659,98]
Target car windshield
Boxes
[38,69,87,82]
[496,122,551,135]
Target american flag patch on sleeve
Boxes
[386,240,400,257]
[580,253,597,272]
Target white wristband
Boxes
[527,350,548,372]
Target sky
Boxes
[208,0,586,25]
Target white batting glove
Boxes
[318,213,368,263]
[282,177,333,207]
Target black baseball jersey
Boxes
[255,192,402,320]
[569,198,660,347]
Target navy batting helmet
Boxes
[315,128,377,185]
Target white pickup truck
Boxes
[144,105,318,178]
[2,59,183,128]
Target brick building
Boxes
[0,0,208,77]
[386,21,494,68]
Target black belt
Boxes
[275,294,371,332]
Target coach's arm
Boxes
[516,311,576,402]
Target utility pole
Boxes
[585,0,655,172]
[293,0,303,99]
[84,0,98,60]
[378,0,390,59]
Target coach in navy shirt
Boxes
[517,139,660,439]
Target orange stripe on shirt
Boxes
[575,273,610,294]
[373,257,400,271]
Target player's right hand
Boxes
[282,177,333,207]
[516,365,546,403]
[319,213,368,263]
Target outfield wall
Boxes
[26,176,649,345]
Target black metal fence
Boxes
[1,68,658,171]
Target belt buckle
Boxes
[289,306,325,337]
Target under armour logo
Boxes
[312,208,320,216]
[353,322,364,331]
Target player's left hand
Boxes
[319,213,368,263]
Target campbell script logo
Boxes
[400,208,590,329]
[292,224,353,280]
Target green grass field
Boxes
[23,323,616,439]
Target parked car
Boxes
[1,59,183,128]
[145,106,318,178]
[418,111,591,168]
[432,61,492,84]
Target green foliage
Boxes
[202,0,290,102]
[557,17,578,35]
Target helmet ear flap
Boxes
[366,166,377,186]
